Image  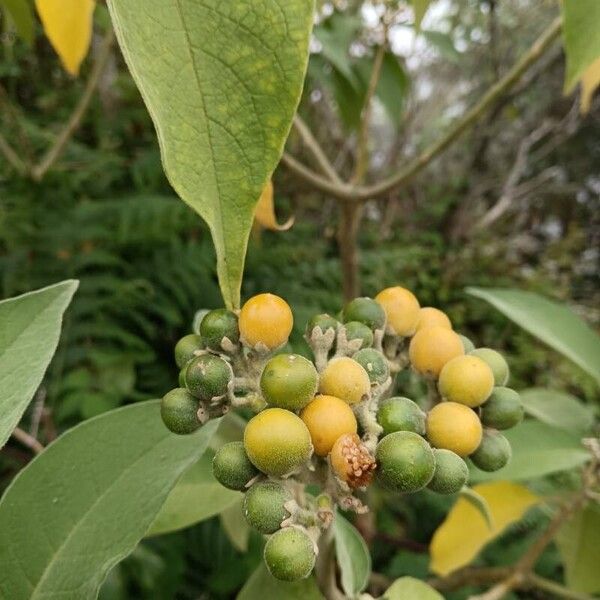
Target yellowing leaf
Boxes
[429,481,539,576]
[580,57,600,114]
[35,0,96,76]
[253,180,294,231]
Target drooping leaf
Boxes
[220,498,250,552]
[106,0,314,309]
[35,0,96,75]
[470,421,590,482]
[0,280,78,449]
[147,450,240,536]
[459,487,494,530]
[420,30,460,62]
[384,576,443,600]
[520,388,595,434]
[412,0,432,32]
[1,0,34,44]
[561,0,600,92]
[0,401,219,599]
[430,481,539,576]
[580,56,600,113]
[334,513,371,597]
[466,287,600,386]
[254,180,294,231]
[556,503,600,594]
[237,563,324,600]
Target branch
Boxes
[0,133,28,175]
[30,28,115,181]
[281,16,563,203]
[11,427,45,455]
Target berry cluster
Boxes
[161,287,523,582]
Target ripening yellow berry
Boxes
[239,293,293,350]
[416,307,452,331]
[300,394,357,456]
[375,286,420,336]
[319,357,370,404]
[438,355,495,407]
[426,402,482,457]
[408,326,464,379]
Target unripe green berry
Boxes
[481,387,523,430]
[264,527,316,581]
[213,442,258,491]
[376,431,435,492]
[353,348,389,384]
[458,334,475,354]
[200,308,239,350]
[307,313,338,335]
[243,481,291,534]
[471,431,511,472]
[377,397,426,436]
[343,297,386,330]
[178,365,188,388]
[470,348,509,386]
[343,321,373,349]
[427,449,469,494]
[185,353,232,401]
[160,388,200,434]
[260,354,318,411]
[174,334,203,368]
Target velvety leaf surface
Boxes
[384,576,443,600]
[334,513,371,597]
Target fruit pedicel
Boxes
[161,288,523,581]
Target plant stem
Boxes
[338,202,363,300]
[11,427,44,455]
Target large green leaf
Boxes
[521,388,595,434]
[0,280,78,449]
[147,450,240,536]
[556,503,600,594]
[237,563,324,600]
[384,576,443,600]
[466,287,600,386]
[334,513,371,597]
[470,420,589,482]
[0,401,218,600]
[220,498,251,552]
[106,0,314,309]
[561,0,600,92]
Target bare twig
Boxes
[11,427,45,455]
[0,133,28,175]
[30,29,115,181]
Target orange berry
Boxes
[409,326,464,379]
[426,402,482,457]
[375,286,420,336]
[416,307,452,331]
[319,357,370,405]
[438,355,495,407]
[239,293,293,350]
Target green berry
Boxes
[377,397,426,436]
[174,334,203,368]
[264,527,316,581]
[178,365,188,387]
[481,387,523,430]
[260,354,318,411]
[470,348,509,386]
[353,348,389,384]
[212,442,258,491]
[307,313,338,335]
[160,388,200,434]
[427,449,469,494]
[343,297,386,330]
[471,431,511,472]
[458,334,475,354]
[200,308,239,350]
[185,353,232,401]
[376,431,435,492]
[243,481,291,534]
[343,321,374,349]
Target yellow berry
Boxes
[319,357,370,404]
[244,408,312,476]
[426,402,482,457]
[375,286,420,336]
[300,395,357,456]
[330,433,376,488]
[239,293,293,350]
[416,307,452,331]
[438,355,495,407]
[408,326,464,379]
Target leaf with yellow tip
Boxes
[429,481,539,576]
[580,57,600,114]
[253,181,294,232]
[35,0,96,76]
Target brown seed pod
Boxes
[330,433,376,488]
